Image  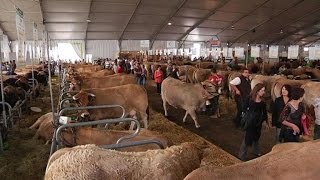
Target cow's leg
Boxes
[189,110,200,128]
[140,112,148,129]
[163,99,168,117]
[183,111,189,123]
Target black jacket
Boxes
[272,97,286,128]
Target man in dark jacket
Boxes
[169,64,179,79]
[229,68,251,127]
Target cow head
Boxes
[201,80,222,96]
[69,78,82,92]
[4,85,20,108]
[72,91,96,119]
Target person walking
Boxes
[207,68,223,118]
[229,68,252,127]
[272,84,292,143]
[154,65,164,94]
[279,87,306,143]
[238,83,268,161]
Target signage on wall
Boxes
[250,46,260,57]
[140,40,149,48]
[269,45,279,58]
[166,41,175,48]
[288,45,299,59]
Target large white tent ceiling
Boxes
[1,0,320,46]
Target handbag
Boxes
[240,107,255,131]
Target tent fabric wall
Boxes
[86,40,119,59]
[121,40,149,51]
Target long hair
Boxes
[250,83,265,101]
[280,84,292,98]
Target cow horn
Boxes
[73,95,79,100]
[88,93,96,97]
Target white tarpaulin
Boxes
[251,46,260,57]
[227,48,233,58]
[309,47,316,60]
[173,49,177,55]
[184,49,189,56]
[166,41,175,48]
[16,7,25,62]
[33,22,38,41]
[288,45,299,59]
[316,46,320,59]
[269,46,279,58]
[140,40,149,48]
[222,47,228,57]
[235,47,244,58]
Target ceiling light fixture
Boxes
[168,22,172,26]
[231,26,235,30]
[280,29,283,34]
[86,19,91,23]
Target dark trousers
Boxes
[314,124,320,140]
[280,128,300,142]
[234,95,244,126]
[156,83,161,94]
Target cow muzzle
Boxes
[80,112,90,118]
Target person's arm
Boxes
[271,98,279,126]
[229,77,241,95]
[262,103,269,123]
[280,106,300,133]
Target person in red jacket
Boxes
[207,68,223,118]
[117,63,124,73]
[154,65,164,94]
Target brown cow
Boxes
[178,65,197,83]
[161,77,217,128]
[251,75,284,100]
[69,74,136,91]
[305,67,320,81]
[69,69,115,78]
[30,113,167,151]
[193,68,211,83]
[45,142,204,180]
[271,79,309,101]
[184,141,320,180]
[73,84,148,129]
[59,127,168,152]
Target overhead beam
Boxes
[118,0,142,41]
[0,23,11,41]
[84,0,94,41]
[268,19,320,44]
[253,6,320,44]
[216,0,271,35]
[176,0,231,46]
[229,0,305,46]
[301,37,320,46]
[293,30,320,44]
[149,0,188,49]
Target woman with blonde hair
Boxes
[238,83,269,161]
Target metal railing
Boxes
[0,102,13,128]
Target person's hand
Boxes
[292,124,300,134]
[302,114,306,120]
[235,90,240,95]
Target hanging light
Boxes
[168,22,172,26]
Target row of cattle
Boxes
[65,63,320,128]
[0,64,48,141]
[45,136,320,179]
[35,63,320,179]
